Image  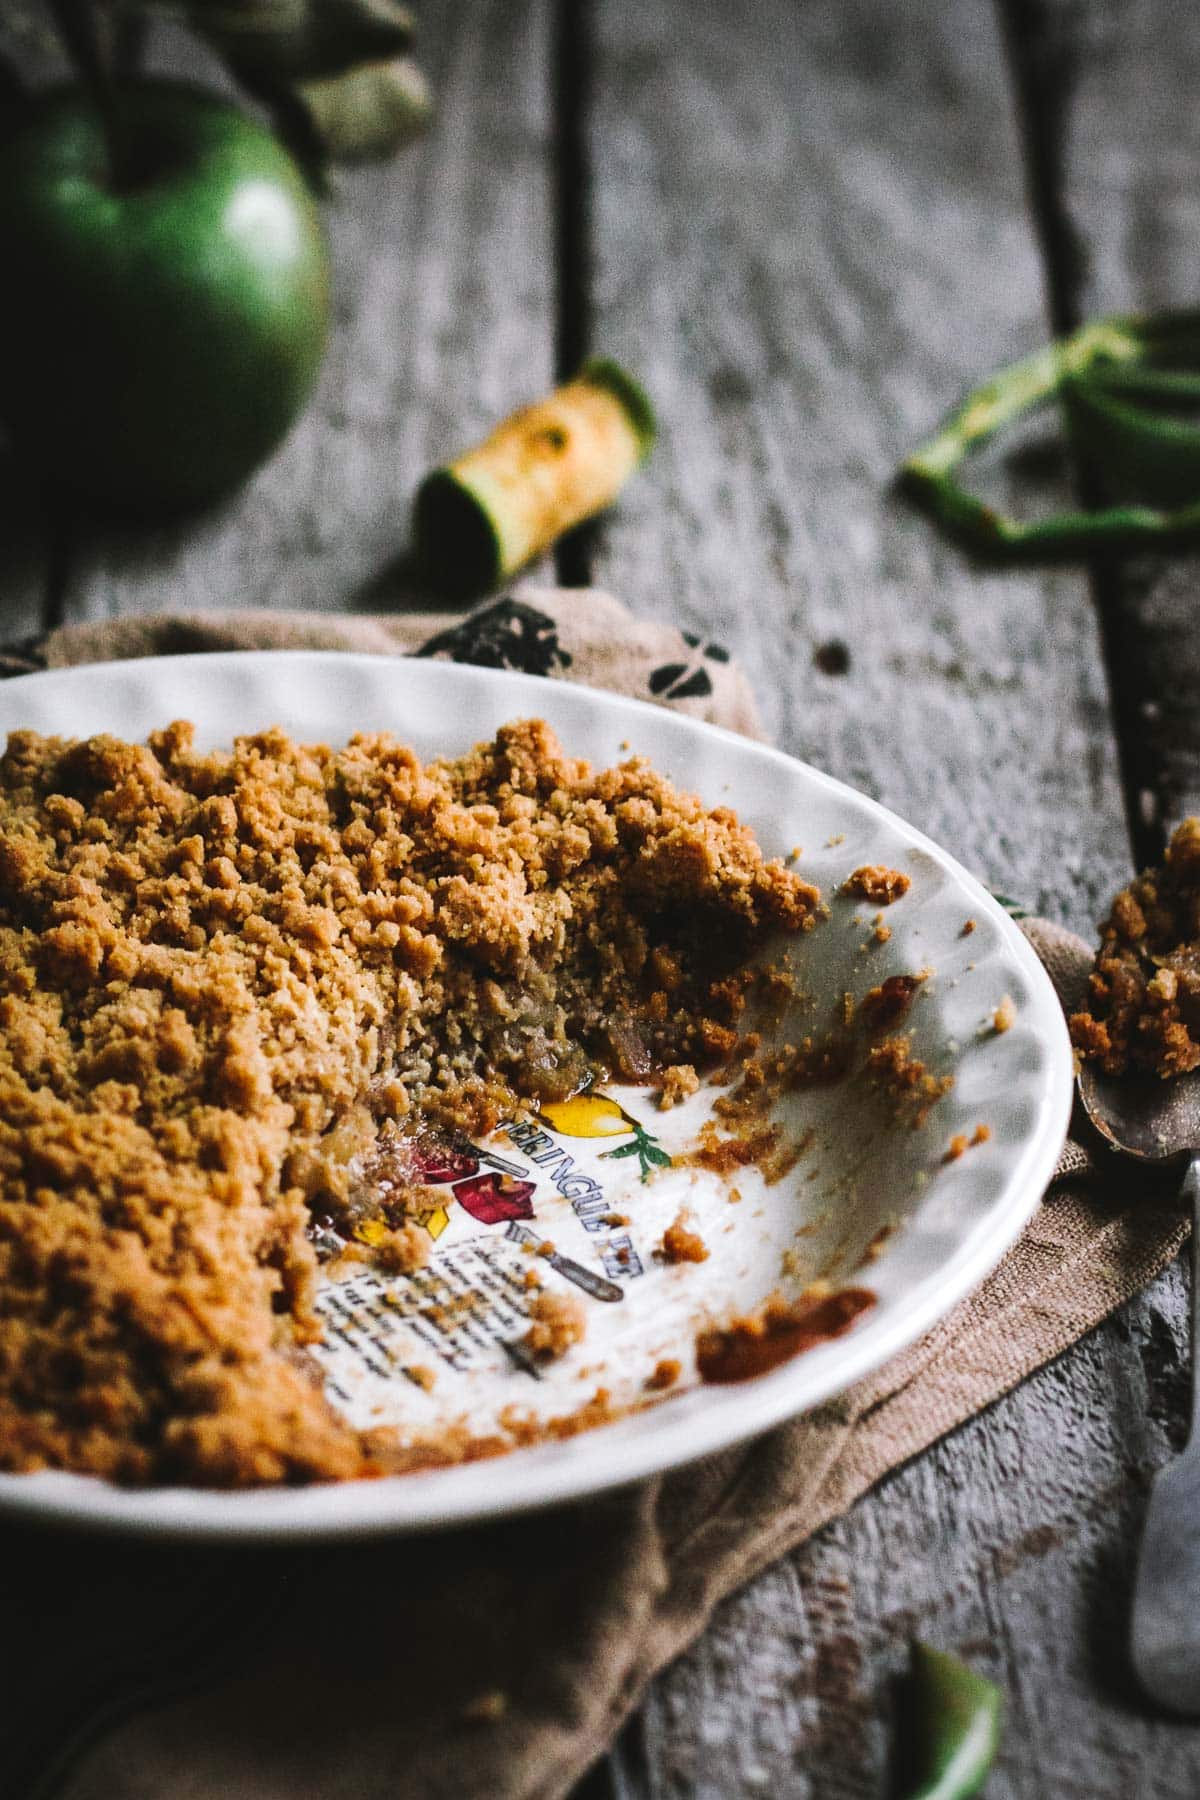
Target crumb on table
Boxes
[0,716,821,1487]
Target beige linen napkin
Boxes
[0,591,1184,1800]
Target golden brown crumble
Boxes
[1070,819,1200,1078]
[659,1211,710,1264]
[688,1118,786,1176]
[993,994,1015,1034]
[658,1062,700,1109]
[942,1123,988,1164]
[0,717,818,1487]
[866,1036,953,1128]
[364,1221,430,1276]
[521,1289,587,1361]
[696,1285,874,1384]
[845,865,910,905]
[860,973,925,1033]
[646,1357,682,1391]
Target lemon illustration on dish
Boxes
[537,1089,673,1183]
[354,1206,451,1247]
[538,1091,636,1138]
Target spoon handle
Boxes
[1129,1149,1200,1714]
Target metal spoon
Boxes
[1079,1061,1200,1715]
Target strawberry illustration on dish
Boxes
[451,1171,536,1225]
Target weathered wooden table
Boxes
[4,0,1200,1792]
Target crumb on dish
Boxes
[845,865,911,905]
[645,1357,682,1391]
[866,1036,953,1128]
[992,994,1016,1034]
[658,1062,700,1110]
[942,1122,991,1164]
[521,1289,587,1361]
[660,1210,710,1264]
[860,973,926,1033]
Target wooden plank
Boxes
[582,0,1195,1793]
[586,0,1124,934]
[0,14,70,642]
[0,459,51,646]
[1001,0,1200,852]
[55,0,555,624]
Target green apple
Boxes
[0,81,331,511]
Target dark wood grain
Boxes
[581,0,1198,1793]
[54,0,555,625]
[1002,0,1200,858]
[0,10,67,642]
[585,0,1125,933]
[0,458,51,644]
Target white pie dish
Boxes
[0,651,1072,1538]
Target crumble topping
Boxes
[866,1036,953,1128]
[520,1289,587,1361]
[942,1123,991,1164]
[1070,818,1200,1078]
[845,865,911,905]
[860,972,925,1033]
[0,717,817,1486]
[657,1062,700,1110]
[659,1210,710,1264]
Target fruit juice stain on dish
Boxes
[696,1286,875,1383]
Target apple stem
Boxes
[46,0,133,189]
